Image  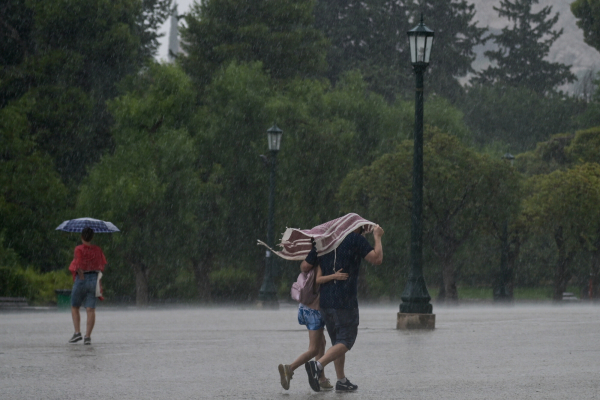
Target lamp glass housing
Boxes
[267,124,283,151]
[407,18,434,65]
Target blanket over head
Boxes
[257,213,376,261]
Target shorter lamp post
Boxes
[397,15,435,329]
[494,152,515,302]
[258,123,283,308]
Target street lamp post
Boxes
[494,152,515,302]
[397,15,435,329]
[258,123,283,308]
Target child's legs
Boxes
[289,328,323,371]
[316,329,326,360]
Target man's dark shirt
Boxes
[305,232,373,309]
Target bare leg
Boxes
[317,343,348,369]
[289,329,323,371]
[71,307,81,333]
[85,308,95,337]
[333,353,346,380]
[316,331,328,381]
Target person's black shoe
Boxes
[84,337,91,345]
[304,361,321,392]
[336,379,358,391]
[68,332,82,344]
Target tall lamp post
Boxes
[258,123,283,308]
[397,15,435,329]
[494,152,515,302]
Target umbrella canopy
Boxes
[56,218,120,233]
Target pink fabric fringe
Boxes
[257,213,376,261]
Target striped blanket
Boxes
[257,213,376,261]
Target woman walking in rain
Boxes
[67,227,106,345]
[277,258,336,391]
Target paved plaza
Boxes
[1,303,599,399]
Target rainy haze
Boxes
[4,0,600,307]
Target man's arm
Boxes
[364,225,384,265]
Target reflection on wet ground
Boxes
[1,303,599,399]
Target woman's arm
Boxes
[316,266,349,284]
[300,260,313,273]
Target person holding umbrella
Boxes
[67,227,106,345]
[57,218,118,345]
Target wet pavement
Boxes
[1,303,599,399]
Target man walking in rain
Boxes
[301,221,384,392]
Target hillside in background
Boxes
[466,0,600,91]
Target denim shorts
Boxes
[321,307,359,350]
[297,304,325,330]
[71,273,98,309]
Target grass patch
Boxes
[513,287,552,300]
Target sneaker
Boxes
[304,361,321,392]
[336,378,358,391]
[84,337,91,345]
[319,378,334,391]
[68,332,82,344]
[278,364,293,390]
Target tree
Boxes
[473,0,576,94]
[572,0,600,53]
[0,0,171,184]
[77,63,217,305]
[180,0,329,88]
[314,0,485,102]
[314,0,411,101]
[0,100,69,271]
[413,0,487,101]
[459,85,583,152]
[338,129,521,302]
[522,163,600,300]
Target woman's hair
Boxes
[81,227,94,242]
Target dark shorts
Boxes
[71,273,98,309]
[321,307,359,350]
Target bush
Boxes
[210,266,257,302]
[0,267,28,297]
[0,266,72,305]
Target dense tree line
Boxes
[4,0,600,305]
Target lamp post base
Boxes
[397,312,435,330]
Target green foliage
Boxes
[0,0,171,183]
[572,0,600,53]
[515,127,600,177]
[566,126,600,165]
[315,0,411,101]
[0,102,69,270]
[338,129,522,300]
[0,266,72,304]
[516,133,574,176]
[523,163,600,247]
[473,0,575,93]
[209,266,257,302]
[180,0,328,88]
[78,62,216,304]
[416,0,487,101]
[522,163,600,298]
[460,85,584,152]
[0,0,34,68]
[315,0,485,102]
